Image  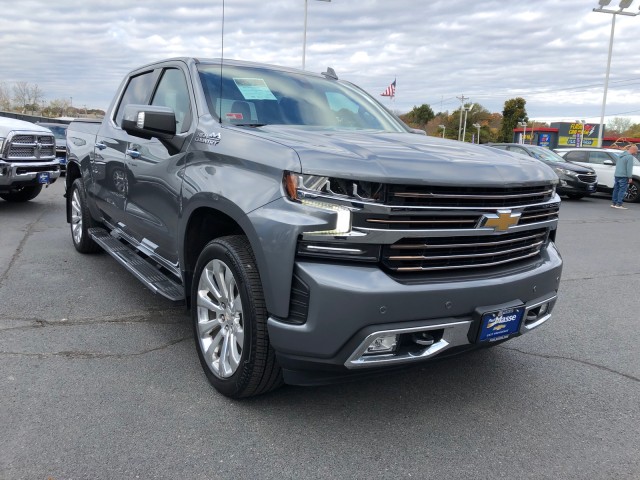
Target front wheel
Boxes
[192,236,282,398]
[624,180,640,203]
[70,178,101,253]
[0,184,43,202]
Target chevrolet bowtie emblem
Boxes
[481,210,521,232]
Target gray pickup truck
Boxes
[65,58,562,398]
[0,117,60,202]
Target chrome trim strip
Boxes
[393,189,554,200]
[390,232,546,250]
[304,245,364,254]
[345,320,472,369]
[395,250,540,271]
[388,240,544,261]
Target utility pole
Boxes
[456,94,468,141]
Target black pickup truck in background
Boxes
[65,58,562,398]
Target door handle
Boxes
[95,142,107,150]
[126,149,141,159]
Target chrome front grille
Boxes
[5,134,56,161]
[576,173,597,183]
[356,202,560,230]
[386,184,555,208]
[382,228,549,272]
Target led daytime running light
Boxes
[301,199,352,235]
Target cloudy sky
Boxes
[2,0,639,123]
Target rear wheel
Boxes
[0,184,43,202]
[192,235,282,398]
[624,180,640,203]
[70,178,101,253]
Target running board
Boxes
[89,228,185,304]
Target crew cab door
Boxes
[92,70,159,226]
[122,66,194,268]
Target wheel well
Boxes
[183,208,245,304]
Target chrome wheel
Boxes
[71,188,83,245]
[196,259,244,379]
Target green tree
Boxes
[406,104,435,127]
[499,97,527,142]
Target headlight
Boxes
[555,168,577,177]
[284,172,355,235]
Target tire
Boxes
[0,184,43,202]
[70,178,101,253]
[192,235,282,398]
[624,180,640,203]
[566,193,584,200]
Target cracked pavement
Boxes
[1,181,639,480]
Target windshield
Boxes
[198,64,407,132]
[44,125,67,140]
[528,146,568,164]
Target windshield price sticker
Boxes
[233,78,277,101]
[478,306,524,342]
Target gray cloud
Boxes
[1,0,639,122]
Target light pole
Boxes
[462,104,474,142]
[439,124,446,138]
[518,121,527,144]
[472,123,481,144]
[579,119,586,147]
[302,0,331,70]
[593,0,639,147]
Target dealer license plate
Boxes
[37,172,50,184]
[478,306,524,342]
[588,184,596,192]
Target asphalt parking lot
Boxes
[1,180,639,480]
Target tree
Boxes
[406,104,435,127]
[499,97,527,142]
[0,82,10,111]
[608,117,632,134]
[12,81,44,113]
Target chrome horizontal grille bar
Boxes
[382,228,549,273]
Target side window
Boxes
[114,71,158,126]
[151,68,193,134]
[491,145,508,150]
[565,151,588,162]
[588,151,613,165]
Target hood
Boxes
[0,116,53,135]
[252,126,557,187]
[555,161,594,174]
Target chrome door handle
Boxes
[126,149,141,159]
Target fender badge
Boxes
[195,132,221,146]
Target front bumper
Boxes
[268,243,562,385]
[556,175,597,195]
[0,160,60,189]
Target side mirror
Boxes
[122,104,176,140]
[603,160,614,166]
[410,128,426,135]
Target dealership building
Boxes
[512,121,640,149]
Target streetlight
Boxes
[472,123,481,144]
[578,119,586,147]
[461,104,474,142]
[593,0,639,147]
[302,0,331,70]
[439,124,446,138]
[518,121,527,144]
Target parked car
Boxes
[37,122,68,173]
[0,117,60,202]
[554,147,640,202]
[488,143,597,200]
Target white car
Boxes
[554,147,640,202]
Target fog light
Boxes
[364,334,398,355]
[538,302,549,316]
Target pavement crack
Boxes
[0,335,191,359]
[500,345,640,383]
[0,208,49,288]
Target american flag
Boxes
[380,79,396,99]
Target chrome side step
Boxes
[89,228,185,304]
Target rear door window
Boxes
[564,151,589,163]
